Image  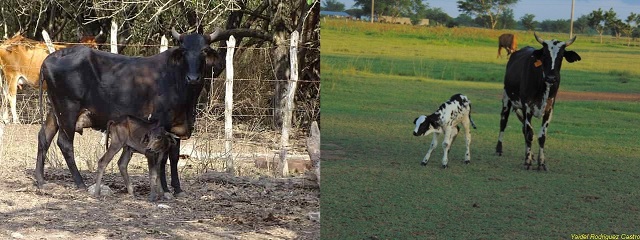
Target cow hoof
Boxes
[496,151,503,156]
[174,191,188,198]
[464,160,470,164]
[148,194,159,202]
[39,183,56,190]
[538,164,547,171]
[163,192,174,200]
[442,164,448,169]
[88,184,112,197]
[525,164,531,170]
[420,162,427,166]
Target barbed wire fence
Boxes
[0,28,320,179]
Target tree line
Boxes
[322,0,640,40]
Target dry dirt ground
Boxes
[0,124,319,240]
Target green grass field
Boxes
[321,19,640,239]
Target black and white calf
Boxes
[413,94,477,168]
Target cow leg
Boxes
[158,152,170,193]
[7,77,19,123]
[146,154,160,202]
[56,129,86,188]
[496,91,512,156]
[420,133,438,166]
[169,141,185,197]
[537,109,553,171]
[462,120,472,164]
[1,77,7,123]
[55,104,86,189]
[35,112,59,187]
[441,127,455,168]
[94,143,123,197]
[117,147,135,196]
[522,113,535,170]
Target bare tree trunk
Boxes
[271,1,290,130]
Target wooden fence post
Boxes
[110,21,118,54]
[225,35,236,174]
[279,30,300,177]
[159,35,168,53]
[41,30,56,53]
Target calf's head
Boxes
[413,115,440,137]
[143,125,178,153]
[170,28,220,84]
[533,32,581,83]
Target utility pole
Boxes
[570,0,575,38]
[371,0,374,23]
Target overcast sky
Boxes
[336,0,640,21]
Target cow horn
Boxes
[208,28,223,43]
[534,32,544,44]
[171,27,182,41]
[565,35,577,47]
[95,30,104,40]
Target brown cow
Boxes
[0,33,101,123]
[497,33,518,58]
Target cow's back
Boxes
[503,47,537,97]
[42,46,179,132]
[0,41,55,88]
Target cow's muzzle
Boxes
[413,131,420,136]
[544,75,557,83]
[186,74,201,84]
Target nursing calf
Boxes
[413,94,477,168]
[92,115,176,201]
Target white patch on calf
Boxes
[413,115,426,135]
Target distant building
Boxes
[379,15,412,25]
[378,16,430,26]
[320,11,351,18]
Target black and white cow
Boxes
[413,94,477,168]
[496,33,581,170]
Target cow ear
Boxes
[564,51,581,63]
[532,49,543,59]
[413,118,418,124]
[204,48,219,66]
[169,48,185,65]
[142,134,150,145]
[427,115,440,128]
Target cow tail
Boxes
[105,120,114,151]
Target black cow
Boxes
[496,33,581,170]
[35,28,220,196]
[497,33,518,58]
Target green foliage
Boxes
[354,0,428,19]
[422,7,453,26]
[539,19,571,33]
[322,19,640,238]
[456,0,519,29]
[520,13,536,31]
[498,8,517,29]
[322,0,346,12]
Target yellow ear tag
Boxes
[534,60,542,67]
